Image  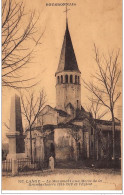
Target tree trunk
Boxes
[93,129,96,160]
[112,113,115,160]
[75,142,78,162]
[96,135,99,160]
[29,128,33,163]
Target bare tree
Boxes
[2,0,44,89]
[20,90,46,162]
[85,98,109,160]
[84,44,121,160]
[67,127,81,162]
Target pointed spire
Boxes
[56,21,80,74]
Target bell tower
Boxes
[55,20,81,111]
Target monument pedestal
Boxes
[6,131,26,160]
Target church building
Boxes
[25,20,121,163]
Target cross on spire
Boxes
[63,1,70,24]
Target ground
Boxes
[2,168,122,191]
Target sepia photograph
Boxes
[2,0,122,192]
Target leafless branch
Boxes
[2,0,45,89]
[83,44,121,117]
[20,89,46,161]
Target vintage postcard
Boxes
[2,0,122,192]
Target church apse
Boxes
[54,128,74,160]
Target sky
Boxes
[2,0,122,143]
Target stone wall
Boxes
[37,105,58,126]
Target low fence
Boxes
[2,159,12,176]
[2,158,48,176]
[18,158,44,173]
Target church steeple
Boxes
[56,22,80,75]
[55,13,81,112]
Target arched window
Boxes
[61,75,63,83]
[78,76,80,84]
[75,75,77,84]
[50,143,55,153]
[70,75,73,83]
[57,76,60,84]
[65,75,68,83]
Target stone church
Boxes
[25,21,121,163]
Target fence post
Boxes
[12,159,18,176]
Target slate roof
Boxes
[39,105,69,118]
[56,22,80,74]
[57,122,83,130]
[54,108,69,117]
[94,119,121,126]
